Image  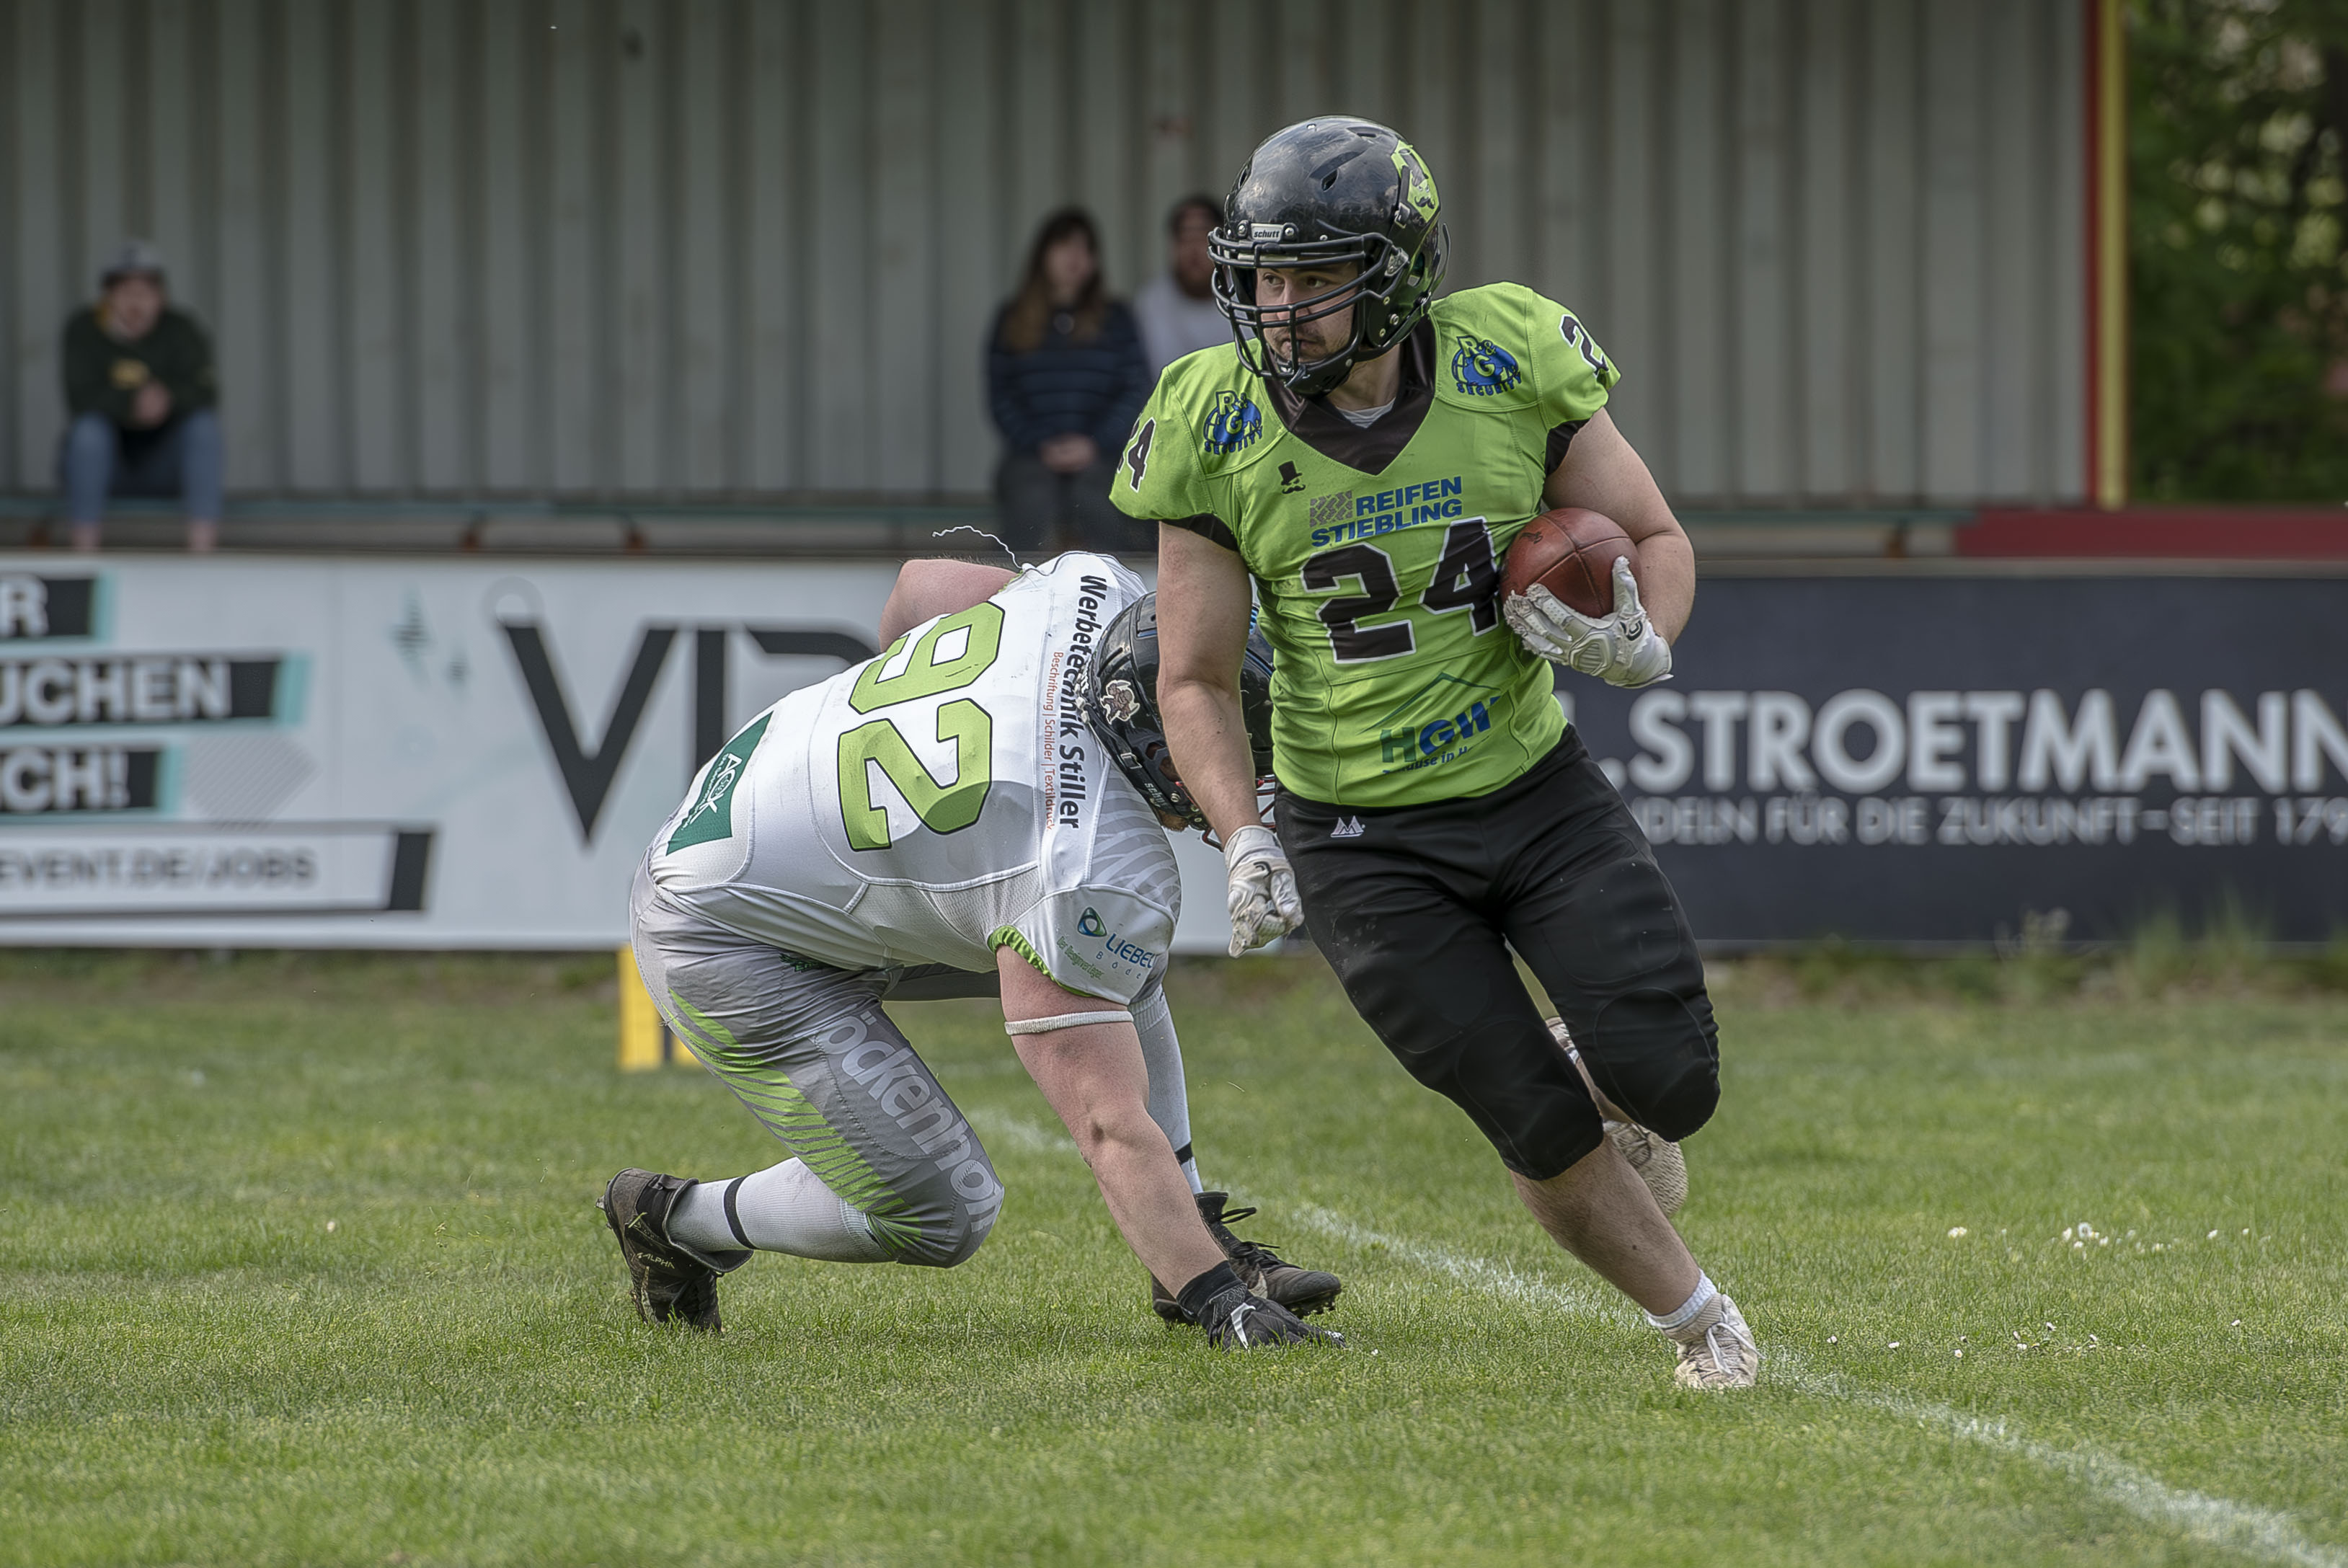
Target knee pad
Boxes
[931,1159,1001,1267]
[1505,1089,1608,1183]
[894,1192,996,1270]
[1584,989,1719,1143]
[1418,1019,1608,1182]
[944,1202,998,1267]
[885,1130,1002,1270]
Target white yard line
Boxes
[964,1105,2344,1568]
[1786,1363,2348,1568]
[1276,1200,2347,1568]
[1285,1201,1616,1318]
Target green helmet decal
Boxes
[1393,142,1440,221]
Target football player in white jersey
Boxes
[601,552,1342,1349]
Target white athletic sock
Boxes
[1133,983,1205,1195]
[668,1159,890,1263]
[1643,1272,1719,1335]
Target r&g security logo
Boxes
[1450,336,1522,395]
[1202,390,1262,455]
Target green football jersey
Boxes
[1112,282,1621,807]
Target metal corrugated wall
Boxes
[1,0,2086,507]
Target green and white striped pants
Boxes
[629,869,1005,1269]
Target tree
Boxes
[2132,0,2348,500]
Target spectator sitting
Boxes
[58,240,221,553]
[985,208,1151,556]
[1133,194,1232,381]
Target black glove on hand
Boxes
[1177,1262,1344,1350]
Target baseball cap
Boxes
[99,239,168,288]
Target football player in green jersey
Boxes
[1122,118,1757,1388]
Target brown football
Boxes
[1502,508,1638,619]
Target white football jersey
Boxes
[645,553,1179,1004]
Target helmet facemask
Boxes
[1211,227,1437,399]
[1210,119,1450,398]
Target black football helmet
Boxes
[1081,593,1275,832]
[1210,118,1449,397]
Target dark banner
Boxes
[1560,574,2348,945]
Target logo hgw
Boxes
[1450,336,1522,395]
[1202,390,1262,455]
[1077,905,1158,968]
[1382,701,1493,765]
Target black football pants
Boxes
[1275,730,1719,1182]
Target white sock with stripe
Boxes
[668,1158,890,1263]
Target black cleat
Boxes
[598,1168,749,1332]
[1151,1191,1344,1322]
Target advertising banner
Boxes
[9,559,2339,951]
[1561,574,2348,945]
[0,554,1236,952]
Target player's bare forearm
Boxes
[1160,681,1258,840]
[1543,409,1696,642]
[996,949,1226,1290]
[1626,531,1694,645]
[1153,525,1266,841]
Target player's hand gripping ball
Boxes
[1502,508,1674,688]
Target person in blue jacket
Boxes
[986,208,1151,555]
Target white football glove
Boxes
[1502,555,1674,688]
[1222,823,1303,957]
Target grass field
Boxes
[1,949,2344,1567]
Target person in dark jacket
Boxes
[985,209,1151,555]
[58,240,222,552]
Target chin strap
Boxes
[1004,1009,1133,1036]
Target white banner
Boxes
[0,554,1234,952]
